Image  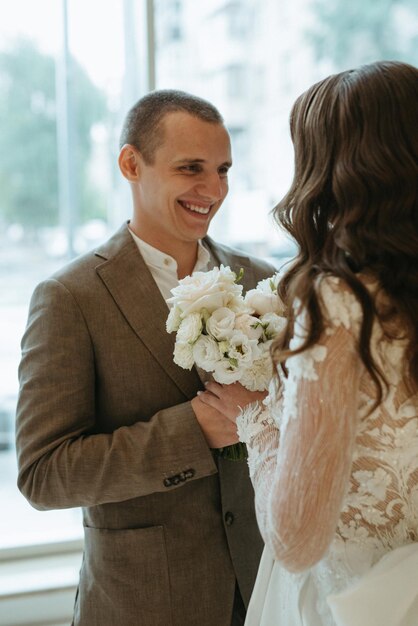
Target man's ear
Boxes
[118,144,142,181]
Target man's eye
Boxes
[179,164,201,173]
[218,167,230,177]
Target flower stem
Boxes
[215,442,248,461]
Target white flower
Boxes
[173,342,194,370]
[167,265,245,317]
[166,305,182,333]
[259,312,287,339]
[213,359,244,384]
[224,331,260,368]
[177,312,203,344]
[244,273,285,316]
[240,348,274,391]
[206,308,236,340]
[234,313,264,341]
[257,273,281,292]
[211,331,259,385]
[167,268,287,391]
[192,335,221,371]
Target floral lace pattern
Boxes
[237,384,280,480]
[239,275,418,623]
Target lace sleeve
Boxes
[246,277,365,572]
[236,380,282,485]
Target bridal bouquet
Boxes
[166,265,286,459]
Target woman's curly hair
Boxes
[272,60,418,403]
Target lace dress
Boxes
[238,276,418,626]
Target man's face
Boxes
[132,111,232,249]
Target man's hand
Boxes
[191,396,239,448]
[197,381,267,423]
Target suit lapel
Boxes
[95,225,201,399]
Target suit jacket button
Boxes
[224,511,234,527]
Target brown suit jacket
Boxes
[16,223,276,626]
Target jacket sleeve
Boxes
[16,278,217,511]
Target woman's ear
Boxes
[118,144,141,181]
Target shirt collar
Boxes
[129,228,211,273]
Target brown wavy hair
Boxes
[272,60,418,403]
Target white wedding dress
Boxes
[237,276,418,626]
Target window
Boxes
[225,1,251,39]
[0,0,149,554]
[154,0,418,261]
[226,64,246,99]
[156,0,183,43]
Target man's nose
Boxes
[195,173,225,200]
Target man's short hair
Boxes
[119,89,224,163]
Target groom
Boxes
[16,90,275,626]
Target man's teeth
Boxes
[182,202,210,214]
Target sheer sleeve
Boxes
[238,277,365,572]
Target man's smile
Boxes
[177,199,212,215]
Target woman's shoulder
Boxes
[314,274,368,329]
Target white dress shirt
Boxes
[129,228,212,303]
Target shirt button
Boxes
[163,258,170,266]
[224,511,234,527]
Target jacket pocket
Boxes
[76,525,173,626]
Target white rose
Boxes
[234,313,264,341]
[244,273,286,316]
[167,265,245,317]
[177,312,203,344]
[192,335,221,372]
[173,342,194,370]
[213,359,244,384]
[166,305,182,333]
[244,288,283,316]
[259,312,287,339]
[206,308,236,340]
[256,274,280,291]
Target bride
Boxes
[199,60,418,625]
